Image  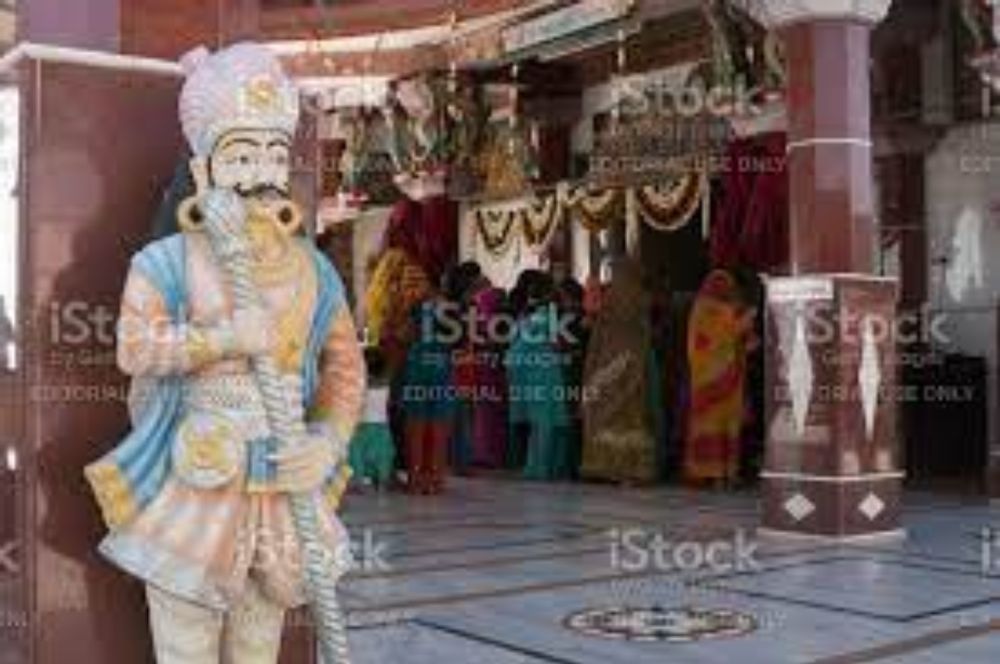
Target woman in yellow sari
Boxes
[684,269,754,485]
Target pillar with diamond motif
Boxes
[750,0,904,540]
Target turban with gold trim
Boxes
[179,42,300,156]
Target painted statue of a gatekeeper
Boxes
[85,43,366,663]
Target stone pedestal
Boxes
[762,275,902,538]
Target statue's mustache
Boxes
[235,183,289,200]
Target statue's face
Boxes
[208,128,292,199]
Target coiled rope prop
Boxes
[196,193,352,664]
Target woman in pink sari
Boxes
[470,285,509,468]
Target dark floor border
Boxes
[414,617,587,664]
[807,619,1000,664]
[696,555,1000,623]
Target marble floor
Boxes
[339,477,1000,664]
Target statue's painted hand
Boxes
[231,306,274,357]
[270,433,340,493]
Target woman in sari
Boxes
[506,274,572,480]
[445,262,485,474]
[400,298,456,494]
[581,260,661,484]
[364,201,435,373]
[684,269,754,486]
[556,278,588,479]
[470,285,509,468]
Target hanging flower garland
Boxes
[562,186,623,233]
[635,174,706,232]
[521,194,561,252]
[470,174,703,260]
[475,207,519,256]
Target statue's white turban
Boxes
[179,42,300,156]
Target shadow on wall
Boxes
[925,122,1000,451]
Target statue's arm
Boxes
[116,266,237,377]
[309,307,367,449]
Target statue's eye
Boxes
[239,155,251,165]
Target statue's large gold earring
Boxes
[179,156,210,233]
[273,200,304,236]
[177,196,205,232]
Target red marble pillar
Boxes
[784,20,876,274]
[14,59,183,664]
[752,1,903,539]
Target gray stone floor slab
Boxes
[337,477,1000,663]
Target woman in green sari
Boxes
[506,274,572,480]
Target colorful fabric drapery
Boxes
[384,195,458,287]
[417,195,460,282]
[709,131,788,272]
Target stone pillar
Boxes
[751,1,905,539]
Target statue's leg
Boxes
[221,579,286,664]
[147,584,224,664]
